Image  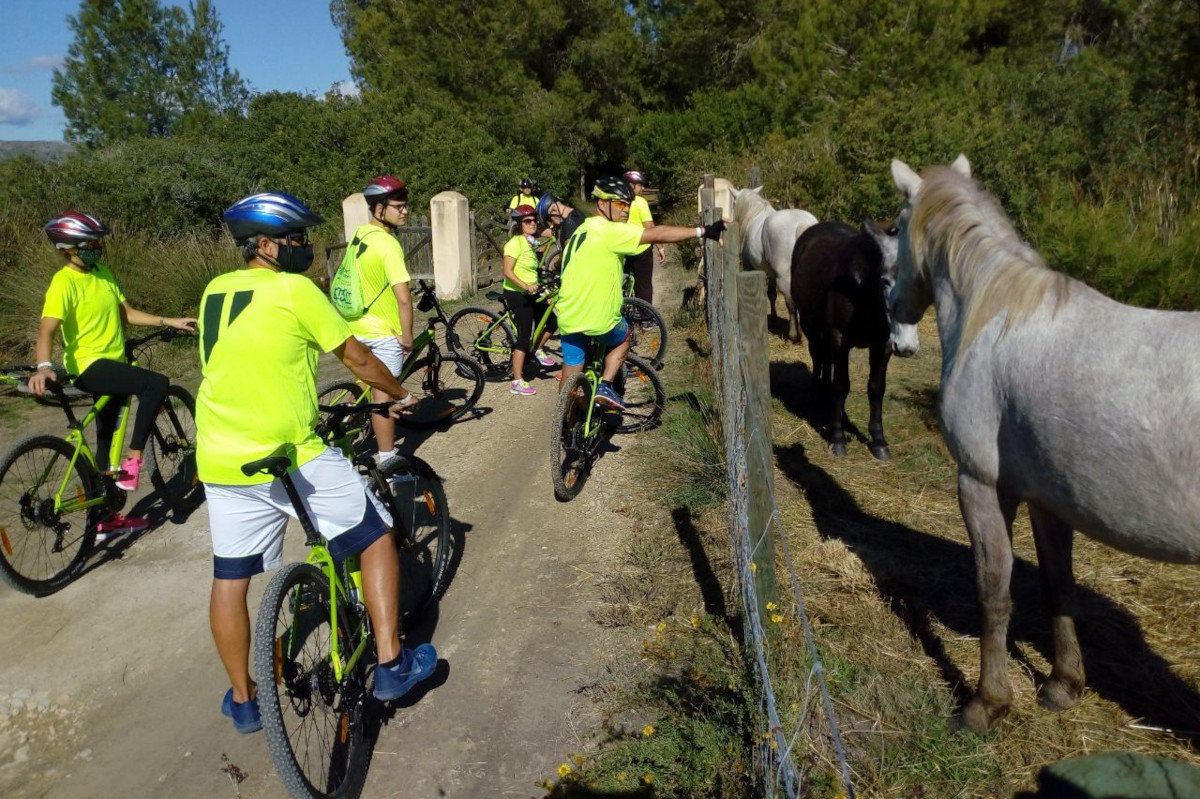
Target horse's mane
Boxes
[731,187,774,229]
[910,166,1069,351]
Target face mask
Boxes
[77,248,103,268]
[275,243,314,273]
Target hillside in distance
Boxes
[0,140,74,162]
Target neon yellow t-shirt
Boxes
[510,193,534,210]
[555,216,644,336]
[502,235,540,292]
[195,268,353,485]
[627,195,654,255]
[345,223,410,340]
[41,264,127,375]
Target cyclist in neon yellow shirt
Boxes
[29,211,196,534]
[502,204,557,395]
[198,192,436,735]
[508,177,535,210]
[622,170,665,306]
[556,177,726,409]
[346,175,418,465]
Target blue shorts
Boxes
[560,318,629,367]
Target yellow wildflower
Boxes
[656,621,666,632]
[643,774,655,785]
[766,601,777,611]
[750,561,758,572]
[642,724,655,737]
[557,763,572,777]
[690,617,701,628]
[771,613,784,623]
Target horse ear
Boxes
[891,159,922,198]
[950,153,972,178]
[751,185,764,195]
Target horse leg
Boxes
[766,276,779,323]
[958,472,1016,732]
[1028,503,1085,712]
[866,343,892,460]
[784,294,803,344]
[829,335,850,456]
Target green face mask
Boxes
[77,248,103,268]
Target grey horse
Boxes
[888,154,1200,732]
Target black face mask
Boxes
[275,242,315,273]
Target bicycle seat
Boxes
[485,290,504,302]
[240,444,297,478]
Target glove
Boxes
[702,220,727,241]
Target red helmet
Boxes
[623,170,646,186]
[363,175,408,204]
[510,204,537,224]
[44,211,111,249]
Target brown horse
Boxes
[789,220,913,459]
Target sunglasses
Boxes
[275,232,310,246]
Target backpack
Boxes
[330,227,391,320]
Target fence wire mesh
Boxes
[702,192,856,799]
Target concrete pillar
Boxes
[431,191,472,299]
[696,178,735,219]
[342,192,369,242]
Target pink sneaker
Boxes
[534,348,555,367]
[509,379,537,396]
[115,457,142,491]
[95,512,150,537]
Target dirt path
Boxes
[0,272,676,798]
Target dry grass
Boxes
[764,314,1200,796]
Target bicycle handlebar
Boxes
[124,326,189,359]
[315,400,398,443]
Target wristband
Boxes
[159,316,165,326]
[695,227,703,240]
[36,361,54,371]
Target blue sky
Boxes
[0,0,355,141]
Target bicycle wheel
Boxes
[396,353,484,429]
[614,354,666,434]
[316,380,371,454]
[374,456,451,621]
[446,306,514,380]
[255,562,371,799]
[0,435,101,596]
[622,297,669,369]
[148,385,202,513]
[550,373,594,501]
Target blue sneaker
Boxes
[221,688,262,734]
[373,643,438,701]
[594,383,625,411]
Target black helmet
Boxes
[591,176,634,203]
[519,177,533,189]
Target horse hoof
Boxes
[830,441,847,457]
[870,444,891,461]
[958,697,1007,733]
[1039,678,1082,712]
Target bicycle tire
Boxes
[148,385,202,514]
[550,373,594,501]
[621,297,669,369]
[374,456,451,622]
[255,562,371,799]
[0,434,101,596]
[316,380,371,454]
[614,354,666,434]
[446,306,515,381]
[396,353,484,429]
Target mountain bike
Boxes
[550,340,665,501]
[317,280,485,453]
[620,273,669,370]
[0,328,200,596]
[253,401,449,799]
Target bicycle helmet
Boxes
[519,178,533,189]
[510,204,538,225]
[363,174,408,205]
[623,170,646,186]
[44,211,110,249]
[536,192,559,226]
[591,176,634,203]
[222,192,324,244]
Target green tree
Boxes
[52,0,249,147]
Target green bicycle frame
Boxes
[281,546,368,684]
[50,394,133,516]
[471,291,559,358]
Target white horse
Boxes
[729,186,818,341]
[888,154,1200,732]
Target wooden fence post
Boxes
[720,220,742,408]
[748,166,762,189]
[736,270,778,620]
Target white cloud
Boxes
[330,80,360,98]
[1,55,64,74]
[0,88,39,125]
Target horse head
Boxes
[730,185,771,228]
[862,217,918,356]
[885,154,971,355]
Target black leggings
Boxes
[503,290,557,352]
[75,359,170,472]
[623,248,654,305]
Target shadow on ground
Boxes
[774,439,1200,739]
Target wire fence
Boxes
[701,184,856,799]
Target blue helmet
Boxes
[222,192,324,244]
[536,192,559,226]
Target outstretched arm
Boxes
[120,302,197,331]
[639,219,727,246]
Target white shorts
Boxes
[358,336,406,376]
[204,448,393,579]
